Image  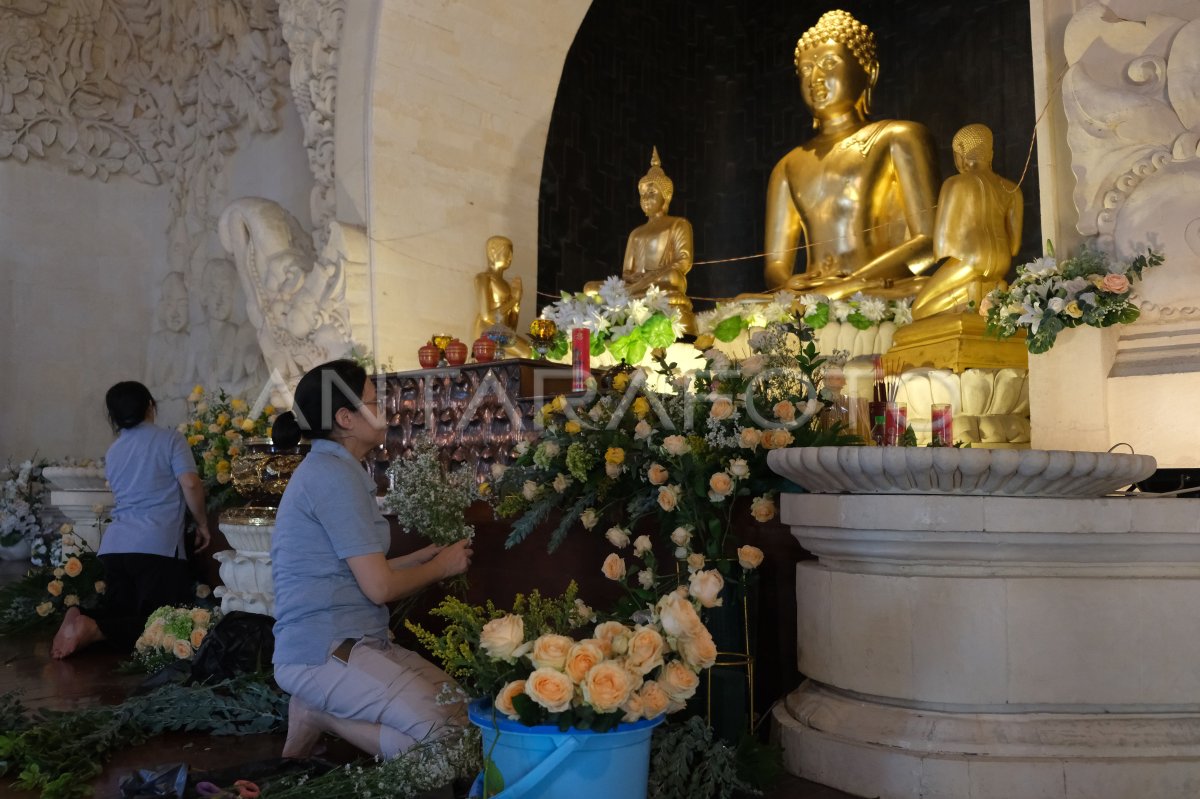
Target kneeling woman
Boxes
[272,359,472,759]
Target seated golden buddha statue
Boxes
[585,148,696,333]
[911,124,1023,320]
[474,235,532,357]
[763,10,940,300]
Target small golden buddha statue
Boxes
[585,148,696,333]
[910,124,1023,320]
[474,235,531,357]
[763,10,940,300]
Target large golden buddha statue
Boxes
[911,124,1023,320]
[585,148,696,332]
[764,10,940,299]
[474,235,532,357]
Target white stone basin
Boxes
[218,506,276,554]
[42,466,107,491]
[767,446,1156,497]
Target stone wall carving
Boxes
[277,0,344,256]
[1063,1,1200,318]
[217,196,354,393]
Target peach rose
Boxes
[63,594,79,607]
[47,579,63,597]
[553,473,571,493]
[63,557,83,578]
[190,628,207,649]
[658,484,681,511]
[662,435,690,456]
[1101,273,1130,293]
[709,472,734,497]
[739,355,766,376]
[564,640,606,684]
[495,679,527,719]
[583,662,634,713]
[688,569,725,608]
[773,400,796,422]
[190,608,212,627]
[530,633,575,670]
[656,590,703,640]
[670,526,693,547]
[658,659,701,703]
[605,461,623,479]
[639,679,672,718]
[760,429,794,450]
[634,420,653,440]
[594,621,632,657]
[624,626,666,676]
[36,602,53,617]
[678,629,718,670]
[525,667,575,713]
[633,535,652,556]
[738,428,762,450]
[602,553,627,581]
[480,615,531,662]
[750,495,776,522]
[647,463,670,485]
[737,545,765,570]
[173,640,193,659]
[605,526,631,548]
[580,508,599,530]
[709,398,734,420]
[686,552,706,573]
[621,690,645,723]
[94,580,107,594]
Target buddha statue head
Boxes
[637,147,674,218]
[158,272,189,334]
[486,235,513,271]
[951,123,994,173]
[794,10,879,126]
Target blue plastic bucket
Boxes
[468,700,664,799]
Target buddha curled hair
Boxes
[953,124,994,160]
[638,146,674,205]
[794,10,878,76]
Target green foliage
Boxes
[713,315,745,342]
[0,677,286,799]
[648,716,762,799]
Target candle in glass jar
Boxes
[931,403,953,445]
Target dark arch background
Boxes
[537,0,1040,306]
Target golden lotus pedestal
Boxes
[887,312,1028,373]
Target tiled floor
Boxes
[0,559,859,798]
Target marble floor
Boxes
[0,559,858,798]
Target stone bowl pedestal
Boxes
[42,467,112,552]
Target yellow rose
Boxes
[495,679,527,719]
[47,579,63,597]
[230,415,245,429]
[639,679,673,718]
[773,400,797,422]
[63,594,79,607]
[647,463,669,485]
[188,385,205,402]
[525,667,575,713]
[612,372,630,392]
[582,661,634,713]
[1065,300,1083,319]
[553,395,568,413]
[658,659,701,703]
[737,545,765,570]
[708,472,734,497]
[64,557,83,578]
[602,553,627,581]
[173,640,194,659]
[216,413,230,427]
[36,601,53,617]
[624,626,666,676]
[264,404,276,415]
[632,396,651,418]
[658,484,681,512]
[693,333,715,350]
[564,420,582,434]
[231,398,247,412]
[188,434,204,446]
[605,447,626,465]
[529,633,574,671]
[688,569,725,608]
[241,418,256,433]
[190,628,207,648]
[593,621,632,658]
[750,495,776,523]
[564,640,606,684]
[739,428,762,450]
[678,629,718,670]
[709,398,734,420]
[480,615,530,661]
[192,420,204,432]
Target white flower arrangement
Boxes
[0,458,48,548]
[384,438,478,545]
[798,292,913,330]
[539,278,684,364]
[133,605,220,673]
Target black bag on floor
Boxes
[137,611,276,692]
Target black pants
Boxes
[87,553,193,650]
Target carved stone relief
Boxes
[1063,0,1200,319]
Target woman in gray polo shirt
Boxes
[271,359,473,761]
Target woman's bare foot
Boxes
[282,695,325,758]
[50,608,103,659]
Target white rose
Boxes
[605,526,631,548]
[580,508,599,530]
[662,435,690,456]
[633,535,652,556]
[522,481,540,501]
[727,458,749,478]
[480,615,531,662]
[670,526,693,547]
[689,569,725,608]
[553,473,571,493]
[637,569,655,589]
[740,355,766,376]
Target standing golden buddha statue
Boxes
[911,124,1023,320]
[585,147,696,333]
[764,10,940,299]
[474,235,532,357]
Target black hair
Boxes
[105,381,156,432]
[291,359,369,440]
[270,411,303,448]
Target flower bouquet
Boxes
[695,291,912,343]
[0,458,49,553]
[384,437,479,546]
[132,605,220,673]
[985,244,1164,354]
[407,582,716,732]
[539,279,684,365]
[179,386,278,510]
[0,524,107,635]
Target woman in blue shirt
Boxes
[51,381,212,658]
[271,359,472,760]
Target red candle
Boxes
[571,328,590,391]
[931,403,953,445]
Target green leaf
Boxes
[483,755,505,797]
[805,304,830,329]
[713,315,745,342]
[640,313,676,348]
[1117,305,1140,325]
[846,311,872,330]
